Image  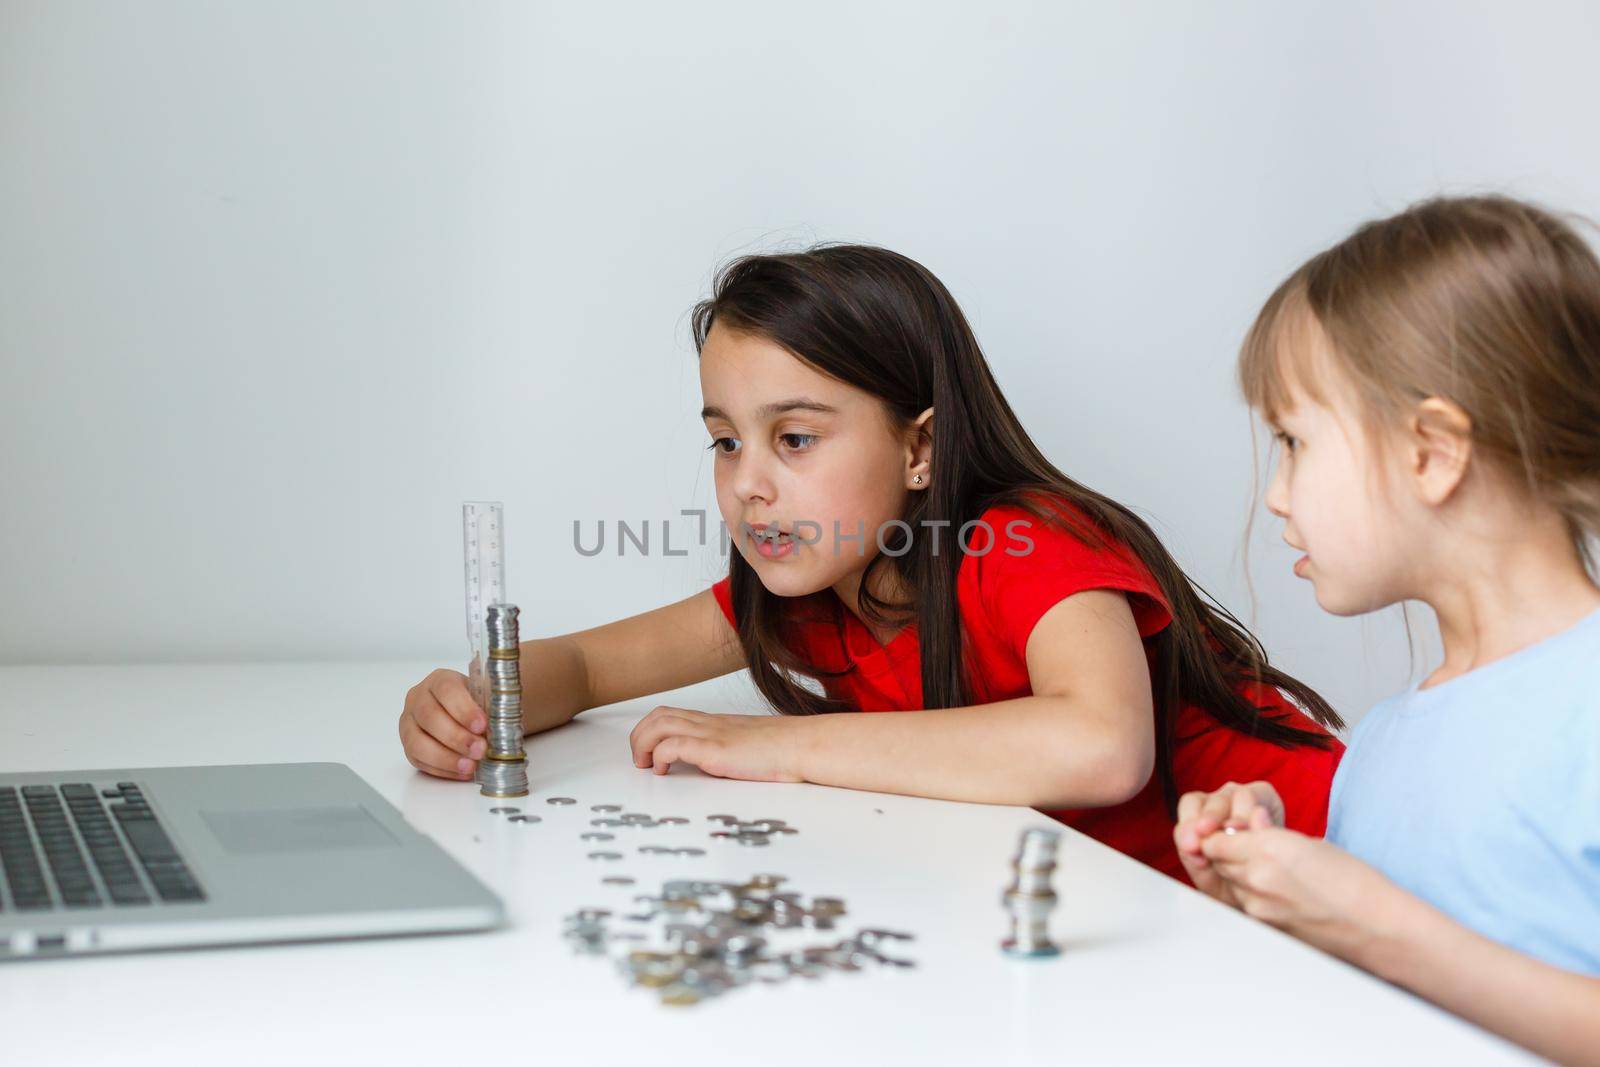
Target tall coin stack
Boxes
[1000,827,1061,957]
[477,602,530,798]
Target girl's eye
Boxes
[779,433,817,451]
[707,436,741,455]
[1274,431,1300,455]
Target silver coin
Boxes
[587,851,624,861]
[657,816,689,826]
[580,831,615,842]
[673,847,706,857]
[706,814,738,824]
[489,806,520,815]
[590,804,623,813]
[602,876,636,887]
[591,818,624,827]
[547,797,578,806]
[638,845,673,855]
[508,814,542,824]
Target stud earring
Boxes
[912,474,924,486]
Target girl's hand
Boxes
[1174,781,1285,904]
[1199,827,1397,961]
[628,706,806,782]
[399,668,488,780]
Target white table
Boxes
[0,663,1532,1065]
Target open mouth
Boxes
[748,525,797,558]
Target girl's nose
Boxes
[1264,458,1291,519]
[1264,485,1290,519]
[730,450,777,506]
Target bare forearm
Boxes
[1359,886,1600,1066]
[791,697,1152,808]
[516,637,591,735]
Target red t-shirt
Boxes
[709,499,1344,883]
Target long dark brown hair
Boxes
[692,245,1342,811]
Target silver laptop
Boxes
[0,762,504,960]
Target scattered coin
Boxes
[489,806,520,815]
[658,816,690,826]
[508,814,542,824]
[602,876,636,887]
[705,813,799,847]
[587,851,624,861]
[565,878,916,1006]
[580,831,615,842]
[590,804,623,813]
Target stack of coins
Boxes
[1000,827,1061,957]
[476,602,529,798]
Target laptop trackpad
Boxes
[201,806,399,855]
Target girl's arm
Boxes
[521,588,746,733]
[1200,828,1600,1067]
[400,589,743,780]
[631,589,1157,808]
[1362,882,1600,1067]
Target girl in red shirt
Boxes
[398,245,1344,882]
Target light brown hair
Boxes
[1239,194,1600,573]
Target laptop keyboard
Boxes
[0,782,206,912]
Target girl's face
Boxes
[1262,363,1419,617]
[699,324,919,600]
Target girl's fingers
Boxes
[651,735,709,776]
[416,694,486,759]
[1173,817,1207,856]
[1185,860,1231,903]
[1200,828,1257,865]
[628,706,678,756]
[1229,787,1262,828]
[1200,787,1237,826]
[650,736,686,774]
[631,714,704,768]
[429,671,487,734]
[401,718,475,780]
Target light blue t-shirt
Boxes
[1327,606,1600,976]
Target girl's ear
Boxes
[906,407,934,489]
[1409,397,1474,506]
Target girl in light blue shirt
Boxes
[1173,195,1600,1067]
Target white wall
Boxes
[3,0,1598,729]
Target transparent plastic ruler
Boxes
[462,500,506,713]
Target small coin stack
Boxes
[563,875,915,1005]
[1000,827,1062,957]
[476,603,529,798]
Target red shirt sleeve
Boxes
[976,502,1173,655]
[710,575,736,629]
